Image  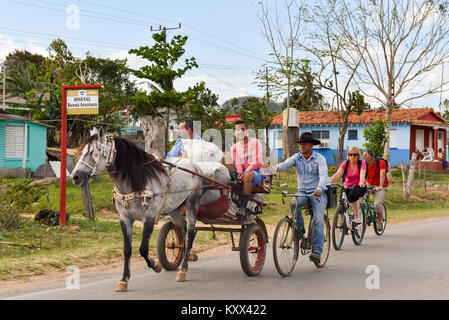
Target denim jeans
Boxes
[291,192,328,255]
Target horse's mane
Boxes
[109,136,167,192]
[78,134,166,192]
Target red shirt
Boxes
[366,160,388,188]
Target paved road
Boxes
[2,217,449,300]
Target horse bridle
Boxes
[79,135,117,177]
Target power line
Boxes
[75,0,267,60]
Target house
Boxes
[269,108,449,168]
[0,109,48,172]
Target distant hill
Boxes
[221,96,283,114]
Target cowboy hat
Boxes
[297,132,321,145]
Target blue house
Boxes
[268,108,448,167]
[0,110,48,171]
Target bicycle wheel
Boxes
[351,204,366,245]
[311,215,331,268]
[374,204,387,236]
[273,217,299,277]
[332,205,345,250]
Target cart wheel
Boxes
[157,221,185,271]
[239,223,266,276]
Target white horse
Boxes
[71,129,227,291]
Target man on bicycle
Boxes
[272,132,328,264]
[362,149,388,231]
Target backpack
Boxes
[342,159,366,183]
[375,158,389,173]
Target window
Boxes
[6,126,25,158]
[311,130,329,140]
[348,129,358,140]
[274,130,283,149]
[311,130,330,148]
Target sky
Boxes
[0,0,447,109]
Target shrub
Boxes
[0,180,45,230]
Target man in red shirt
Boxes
[362,149,387,231]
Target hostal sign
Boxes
[67,89,99,114]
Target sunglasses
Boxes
[349,154,359,157]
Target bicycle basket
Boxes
[326,185,338,209]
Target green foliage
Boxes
[238,96,276,129]
[127,32,198,119]
[348,90,370,115]
[185,81,228,133]
[4,40,139,147]
[0,180,45,230]
[363,119,387,157]
[288,60,324,111]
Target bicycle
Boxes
[331,184,366,250]
[272,191,331,277]
[360,186,387,236]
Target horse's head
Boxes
[72,128,116,186]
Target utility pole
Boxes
[265,66,271,157]
[149,23,182,153]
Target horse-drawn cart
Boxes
[157,166,274,277]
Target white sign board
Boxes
[67,89,99,114]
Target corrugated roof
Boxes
[271,108,447,126]
[0,109,53,127]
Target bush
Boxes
[0,180,45,230]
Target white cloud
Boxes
[0,34,48,61]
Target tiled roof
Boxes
[271,108,446,126]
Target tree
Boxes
[301,0,371,166]
[257,0,306,159]
[3,41,139,147]
[186,81,228,133]
[238,96,276,157]
[128,31,198,153]
[289,61,324,111]
[363,119,387,158]
[335,0,449,169]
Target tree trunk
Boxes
[404,153,418,202]
[337,111,350,166]
[141,116,167,159]
[265,126,270,158]
[81,182,94,220]
[383,102,393,180]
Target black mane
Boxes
[108,136,167,192]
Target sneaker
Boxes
[353,216,361,224]
[309,252,321,264]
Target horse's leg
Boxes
[116,216,133,292]
[176,195,201,282]
[139,216,162,273]
[168,207,198,262]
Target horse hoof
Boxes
[152,260,162,273]
[188,253,198,262]
[115,281,128,292]
[176,271,186,282]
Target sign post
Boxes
[60,85,102,226]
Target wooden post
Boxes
[81,182,94,220]
[405,153,418,202]
[424,165,427,193]
[400,162,406,199]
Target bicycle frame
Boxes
[362,188,376,225]
[282,192,325,252]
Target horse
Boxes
[71,129,226,292]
